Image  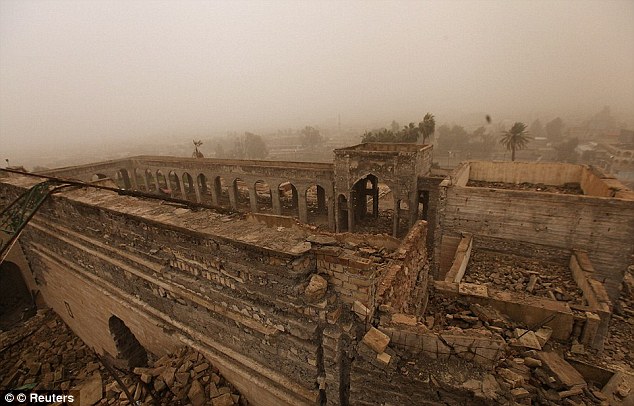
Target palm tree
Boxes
[419,113,436,144]
[500,122,530,161]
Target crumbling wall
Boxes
[441,185,634,300]
[376,221,430,316]
[0,181,324,405]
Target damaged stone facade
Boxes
[1,143,634,405]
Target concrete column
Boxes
[249,185,258,213]
[228,180,238,210]
[272,187,282,215]
[298,190,308,223]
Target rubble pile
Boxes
[122,346,243,406]
[466,180,584,195]
[0,310,109,394]
[0,310,244,405]
[424,295,633,405]
[602,270,634,369]
[465,250,585,304]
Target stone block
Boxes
[362,327,390,354]
[391,313,417,326]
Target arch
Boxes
[91,173,108,182]
[108,315,148,368]
[168,171,182,198]
[254,180,273,212]
[197,173,211,203]
[232,178,251,210]
[305,184,328,226]
[0,261,35,329]
[349,174,396,236]
[213,176,230,206]
[156,170,168,194]
[133,168,146,191]
[115,169,132,189]
[145,169,157,192]
[182,172,195,199]
[337,194,349,232]
[278,181,299,217]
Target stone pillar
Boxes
[298,190,308,223]
[142,172,150,192]
[154,173,161,193]
[291,186,299,209]
[327,196,335,232]
[228,181,238,210]
[249,185,258,213]
[317,186,326,211]
[211,177,220,206]
[193,177,202,204]
[348,191,355,233]
[409,192,419,228]
[176,172,187,200]
[272,187,282,215]
[129,170,139,190]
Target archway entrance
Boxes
[0,261,35,330]
[108,315,148,369]
[350,175,395,235]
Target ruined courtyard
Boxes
[1,143,633,405]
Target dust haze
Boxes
[1,0,633,167]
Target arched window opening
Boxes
[232,178,251,209]
[115,169,132,189]
[108,315,148,369]
[350,174,393,235]
[278,182,299,217]
[213,176,230,206]
[182,172,195,200]
[306,185,328,227]
[168,171,181,198]
[145,170,157,192]
[197,174,211,204]
[254,180,273,212]
[156,170,169,195]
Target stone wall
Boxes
[376,221,430,316]
[0,180,325,405]
[441,184,634,300]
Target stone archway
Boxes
[108,315,148,369]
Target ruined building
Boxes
[1,143,633,405]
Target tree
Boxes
[418,113,436,144]
[545,117,564,141]
[301,126,323,148]
[192,140,204,158]
[554,137,579,163]
[529,119,544,138]
[231,132,268,159]
[500,122,531,161]
[390,120,400,133]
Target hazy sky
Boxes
[1,0,633,159]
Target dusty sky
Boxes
[1,0,633,159]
